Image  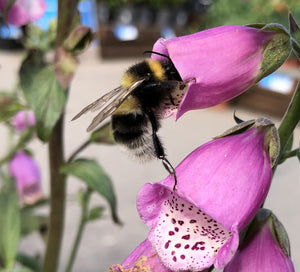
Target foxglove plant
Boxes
[9,151,43,204]
[224,209,295,272]
[0,2,299,270]
[110,117,280,271]
[151,24,292,119]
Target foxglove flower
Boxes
[11,110,35,132]
[224,209,295,272]
[0,0,46,26]
[118,117,278,272]
[9,151,42,204]
[151,25,292,119]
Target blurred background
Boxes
[0,0,300,271]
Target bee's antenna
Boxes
[143,50,172,62]
[233,110,244,124]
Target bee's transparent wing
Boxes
[71,85,125,121]
[72,78,147,132]
[86,79,146,131]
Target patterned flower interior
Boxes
[149,191,233,271]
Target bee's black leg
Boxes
[145,108,178,190]
[160,156,178,191]
[169,94,175,106]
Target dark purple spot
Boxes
[190,219,197,223]
[178,220,184,226]
[171,251,175,255]
[175,243,181,248]
[165,213,169,217]
[174,227,179,232]
[169,231,175,236]
[182,234,190,240]
[184,244,190,249]
[164,240,171,249]
[173,256,177,262]
[171,218,176,224]
[180,255,186,260]
[191,242,206,251]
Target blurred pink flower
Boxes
[11,110,35,132]
[9,151,42,204]
[0,0,46,26]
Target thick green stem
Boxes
[278,148,300,164]
[65,188,92,272]
[41,0,78,271]
[278,83,300,157]
[41,118,66,272]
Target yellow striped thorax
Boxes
[121,59,167,88]
[113,96,142,115]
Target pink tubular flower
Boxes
[0,0,46,26]
[9,151,42,204]
[11,110,35,132]
[151,25,291,119]
[224,209,295,272]
[131,118,278,271]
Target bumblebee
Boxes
[72,52,192,189]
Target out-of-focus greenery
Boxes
[203,0,300,29]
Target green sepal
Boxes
[61,159,121,224]
[90,122,115,145]
[252,23,292,82]
[63,25,93,54]
[288,12,300,57]
[54,47,78,89]
[88,206,105,222]
[0,179,21,270]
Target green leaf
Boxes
[61,159,121,224]
[16,252,40,272]
[20,212,48,237]
[20,55,66,141]
[0,181,21,269]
